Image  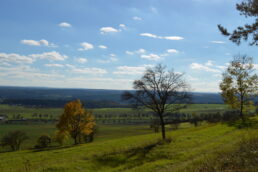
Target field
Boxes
[0,119,257,172]
[0,104,229,119]
[0,104,229,151]
[1,104,257,171]
[0,124,156,152]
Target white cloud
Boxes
[140,33,184,40]
[141,54,161,61]
[119,24,126,29]
[100,27,119,34]
[45,64,64,67]
[97,56,118,63]
[211,41,225,44]
[98,45,107,49]
[65,64,75,68]
[163,36,184,40]
[77,58,88,64]
[72,67,107,75]
[0,53,34,64]
[59,22,72,28]
[190,63,220,73]
[21,39,55,47]
[253,64,258,70]
[167,49,179,53]
[30,51,68,61]
[113,65,152,75]
[205,60,214,66]
[126,49,146,55]
[132,16,142,21]
[140,33,158,38]
[136,48,146,54]
[21,40,40,46]
[216,65,226,70]
[126,51,134,55]
[78,42,94,51]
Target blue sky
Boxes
[0,0,257,92]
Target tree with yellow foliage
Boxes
[56,100,96,145]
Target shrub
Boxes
[53,132,67,146]
[35,134,51,148]
[0,130,28,151]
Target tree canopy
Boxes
[220,55,258,121]
[56,100,96,144]
[218,0,258,46]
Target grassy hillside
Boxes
[0,124,155,152]
[0,120,257,172]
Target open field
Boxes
[0,104,229,119]
[0,118,257,172]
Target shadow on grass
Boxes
[226,117,258,129]
[91,138,169,170]
[31,145,76,152]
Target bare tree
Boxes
[122,64,192,140]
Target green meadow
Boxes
[0,104,257,171]
[0,119,257,172]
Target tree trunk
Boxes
[159,114,166,140]
[73,136,78,145]
[240,94,245,123]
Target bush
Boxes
[53,132,67,146]
[35,134,51,148]
[0,130,28,151]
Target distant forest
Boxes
[0,86,225,108]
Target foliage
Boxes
[218,0,258,46]
[220,55,258,122]
[53,131,68,146]
[122,64,192,139]
[56,99,96,144]
[0,130,28,151]
[35,134,51,148]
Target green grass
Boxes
[0,118,257,172]
[0,104,229,119]
[0,124,156,152]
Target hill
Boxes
[0,86,224,108]
[0,120,257,172]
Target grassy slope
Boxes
[0,124,154,151]
[0,121,257,172]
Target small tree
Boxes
[36,134,51,148]
[122,64,192,140]
[0,130,28,151]
[53,131,68,146]
[56,100,96,145]
[220,55,258,122]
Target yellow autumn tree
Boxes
[56,99,96,145]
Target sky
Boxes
[0,0,257,92]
